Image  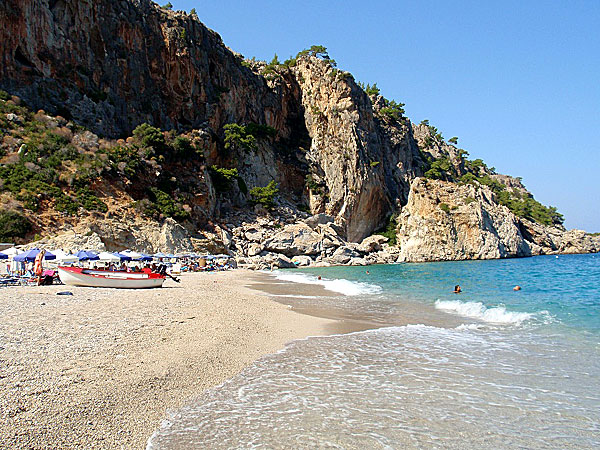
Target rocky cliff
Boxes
[396,178,531,262]
[395,178,599,262]
[1,0,597,261]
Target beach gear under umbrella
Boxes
[13,248,56,262]
[76,250,100,261]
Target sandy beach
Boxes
[0,270,336,449]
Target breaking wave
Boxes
[271,271,382,296]
[435,299,534,325]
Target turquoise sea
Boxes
[148,254,600,449]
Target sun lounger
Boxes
[0,277,20,287]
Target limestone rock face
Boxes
[28,230,107,253]
[294,57,423,242]
[68,217,195,253]
[520,220,600,255]
[358,235,389,253]
[397,178,531,262]
[0,0,294,140]
[263,223,323,257]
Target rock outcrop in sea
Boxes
[1,0,598,264]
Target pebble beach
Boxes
[0,270,334,449]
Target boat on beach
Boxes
[57,266,166,289]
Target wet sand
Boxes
[247,272,381,333]
[0,270,337,449]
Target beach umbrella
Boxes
[121,250,141,259]
[13,248,56,262]
[154,252,169,258]
[97,252,121,262]
[51,250,79,264]
[113,252,133,261]
[0,252,7,260]
[138,253,153,262]
[121,250,153,261]
[76,250,100,261]
[2,247,22,257]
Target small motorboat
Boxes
[57,266,166,289]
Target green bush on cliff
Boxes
[295,45,337,67]
[145,188,189,221]
[379,99,405,121]
[172,136,197,158]
[105,145,142,178]
[76,187,108,213]
[262,54,282,76]
[133,123,167,155]
[224,123,257,152]
[424,156,454,180]
[209,166,239,193]
[223,123,276,153]
[245,123,277,139]
[249,181,279,209]
[464,158,488,175]
[374,214,398,245]
[364,83,380,97]
[0,210,32,241]
[458,166,564,225]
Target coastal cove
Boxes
[0,1,599,448]
[149,254,600,449]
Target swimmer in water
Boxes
[454,285,462,294]
[513,285,522,291]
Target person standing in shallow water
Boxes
[454,285,462,294]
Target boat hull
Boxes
[58,267,165,289]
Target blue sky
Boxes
[170,0,599,232]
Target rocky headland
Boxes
[1,0,598,265]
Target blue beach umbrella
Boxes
[13,248,56,262]
[113,252,133,261]
[76,250,100,261]
[138,253,153,262]
[0,252,7,260]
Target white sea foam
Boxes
[435,300,534,325]
[455,323,483,331]
[268,294,321,299]
[270,271,382,296]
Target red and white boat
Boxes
[57,266,166,289]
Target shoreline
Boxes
[0,270,338,449]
